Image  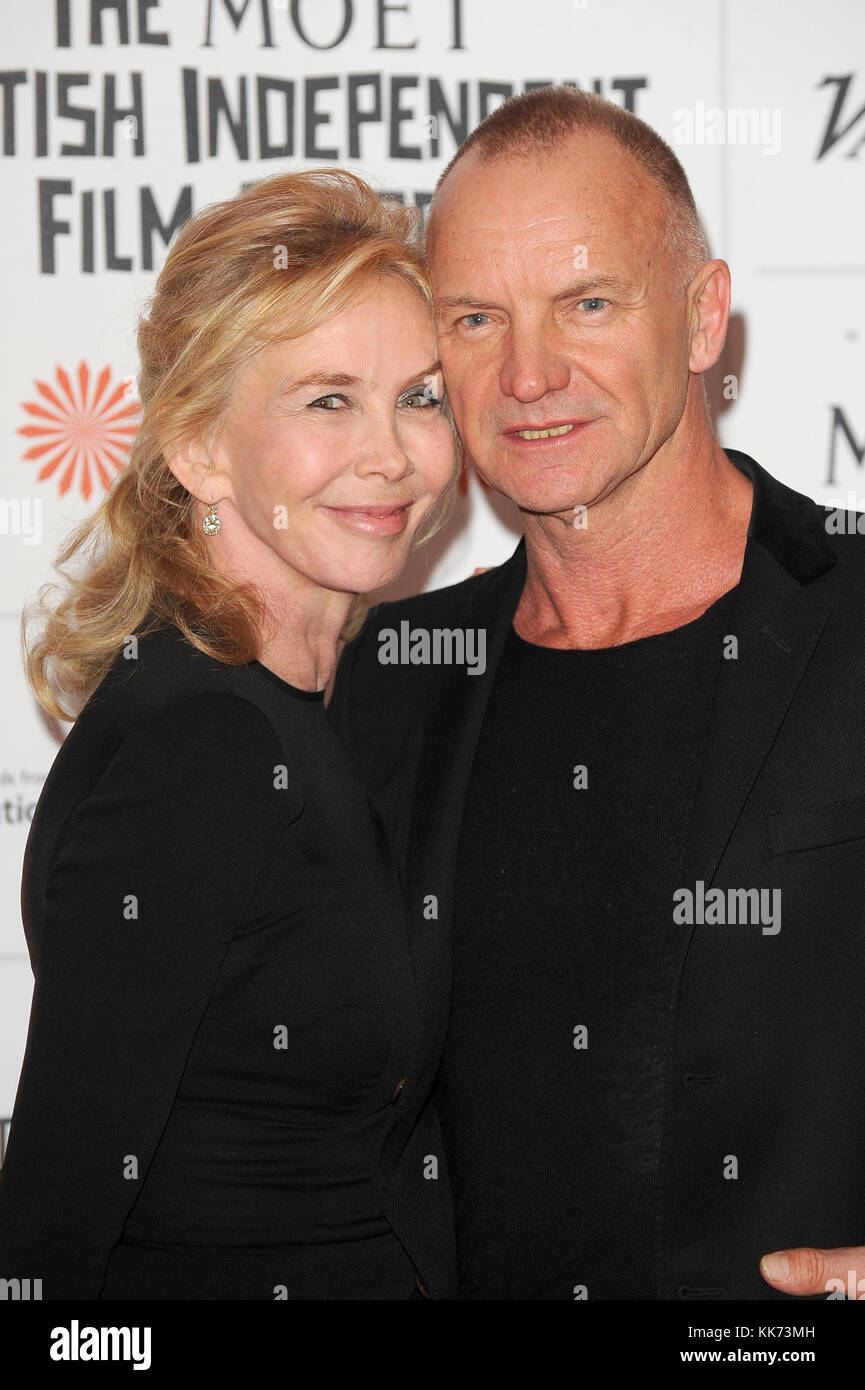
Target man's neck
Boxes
[514,438,754,650]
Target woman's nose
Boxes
[353,426,413,480]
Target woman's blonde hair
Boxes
[23,168,455,722]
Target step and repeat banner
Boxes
[0,0,863,1141]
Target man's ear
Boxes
[687,258,731,374]
[164,433,235,507]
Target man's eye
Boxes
[461,312,490,328]
[400,387,442,409]
[309,394,346,409]
[578,298,609,313]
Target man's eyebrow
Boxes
[435,277,634,313]
[555,274,635,299]
[434,294,499,312]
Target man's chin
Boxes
[492,483,593,518]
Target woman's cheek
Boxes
[264,434,337,501]
[413,417,457,485]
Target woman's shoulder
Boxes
[22,632,303,968]
[70,624,298,782]
[36,628,304,843]
[81,624,233,720]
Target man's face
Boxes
[429,133,699,521]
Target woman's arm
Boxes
[0,692,290,1300]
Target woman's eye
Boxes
[578,298,608,313]
[461,312,490,328]
[400,387,442,409]
[309,394,346,410]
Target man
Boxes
[330,86,865,1300]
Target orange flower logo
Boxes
[18,361,140,501]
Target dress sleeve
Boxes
[0,692,294,1300]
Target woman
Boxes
[0,169,457,1299]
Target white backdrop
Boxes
[1,0,864,1143]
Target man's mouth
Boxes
[506,420,592,442]
[517,423,574,440]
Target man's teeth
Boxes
[517,423,575,440]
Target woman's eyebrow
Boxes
[401,360,442,387]
[285,371,363,392]
[284,361,441,393]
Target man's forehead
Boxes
[428,137,662,245]
[436,210,599,240]
[428,207,651,294]
[429,173,665,297]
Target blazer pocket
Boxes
[768,794,865,855]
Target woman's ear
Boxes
[164,434,235,507]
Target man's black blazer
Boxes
[330,449,865,1300]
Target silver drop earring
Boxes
[202,498,222,536]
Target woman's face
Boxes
[209,274,455,597]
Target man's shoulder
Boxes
[329,551,520,747]
[347,551,519,666]
[735,450,865,591]
[820,505,865,559]
[801,498,865,587]
[373,564,500,626]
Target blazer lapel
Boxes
[682,451,834,890]
[681,542,830,889]
[403,541,526,1065]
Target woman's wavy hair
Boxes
[23,168,457,722]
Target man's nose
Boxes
[498,330,571,402]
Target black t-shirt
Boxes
[0,626,417,1300]
[436,589,738,1299]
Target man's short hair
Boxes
[430,86,710,288]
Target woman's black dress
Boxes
[0,625,418,1299]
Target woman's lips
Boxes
[319,503,411,536]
